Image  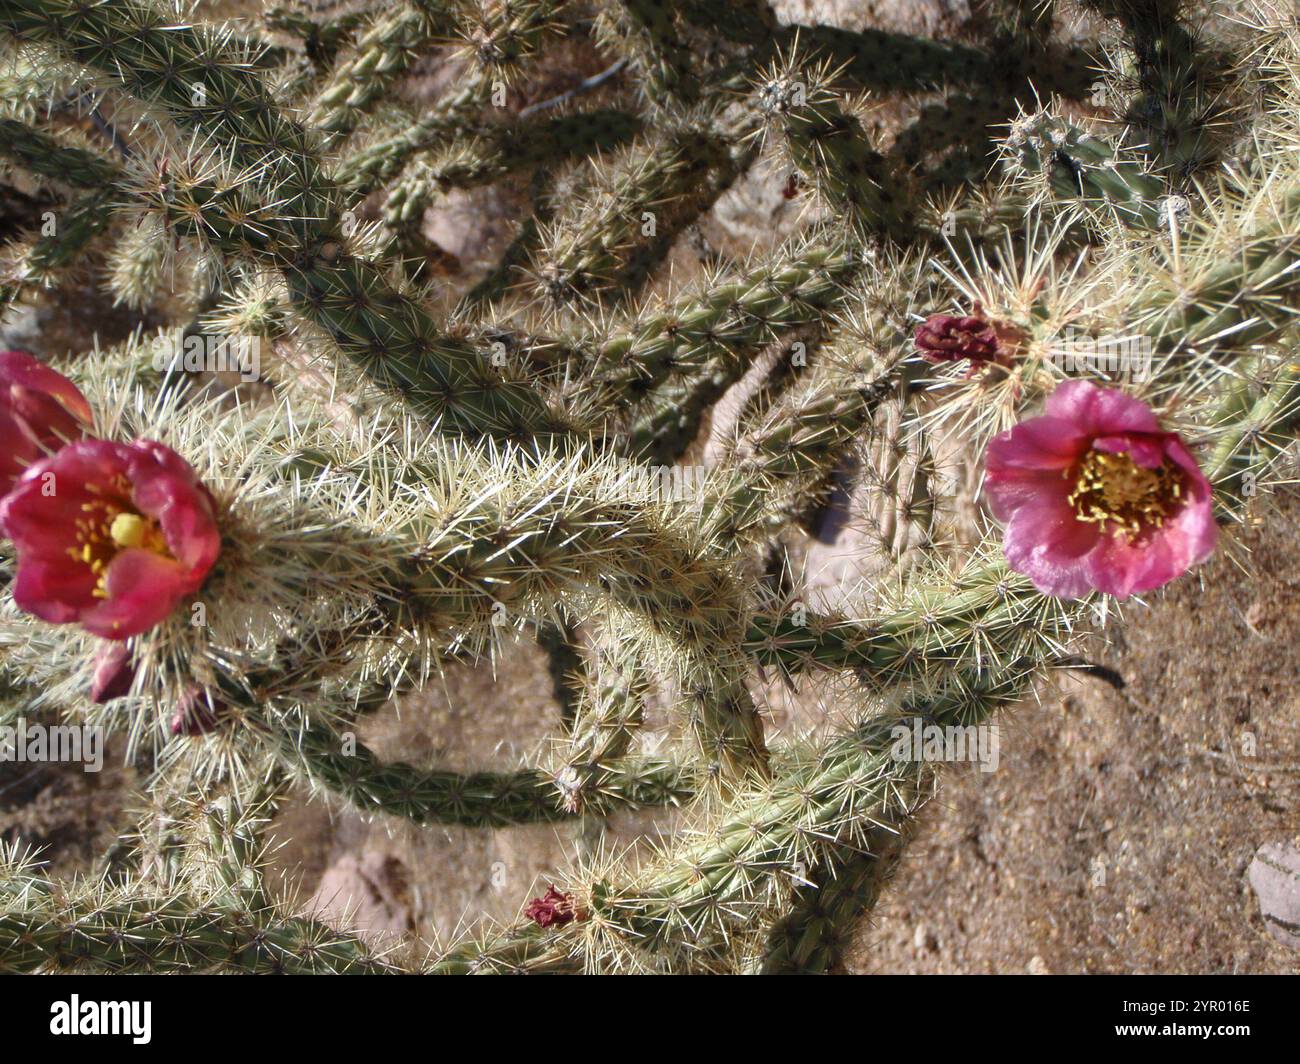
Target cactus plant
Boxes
[0,0,1296,979]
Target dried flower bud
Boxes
[914,313,1003,364]
[524,886,579,928]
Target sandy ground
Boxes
[849,494,1300,974]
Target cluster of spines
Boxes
[1078,0,1239,180]
[529,117,745,310]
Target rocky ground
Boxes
[849,494,1300,974]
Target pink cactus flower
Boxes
[0,439,221,639]
[0,350,92,495]
[984,380,1217,599]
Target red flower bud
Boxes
[89,641,136,703]
[0,350,92,496]
[171,686,222,737]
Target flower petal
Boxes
[0,350,92,424]
[1163,436,1214,502]
[988,416,1089,473]
[1001,494,1103,599]
[1086,532,1175,598]
[12,556,100,621]
[1045,379,1161,436]
[1,481,97,556]
[128,440,221,571]
[983,464,1070,524]
[80,549,191,639]
[1091,432,1166,468]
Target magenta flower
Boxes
[984,380,1216,599]
[0,439,221,639]
[0,350,92,495]
[915,313,1003,365]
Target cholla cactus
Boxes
[0,0,1296,977]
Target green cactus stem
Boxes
[381,108,642,228]
[581,232,864,428]
[310,0,457,139]
[759,815,919,973]
[0,885,397,973]
[256,703,697,826]
[1006,112,1168,229]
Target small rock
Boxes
[423,185,520,282]
[913,923,937,953]
[307,850,414,943]
[1247,841,1300,949]
[1244,599,1276,633]
[1027,955,1051,975]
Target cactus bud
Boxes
[914,313,1003,365]
[89,642,135,703]
[524,887,579,928]
[171,686,222,737]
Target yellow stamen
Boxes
[62,503,174,599]
[110,512,149,549]
[1066,449,1185,540]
